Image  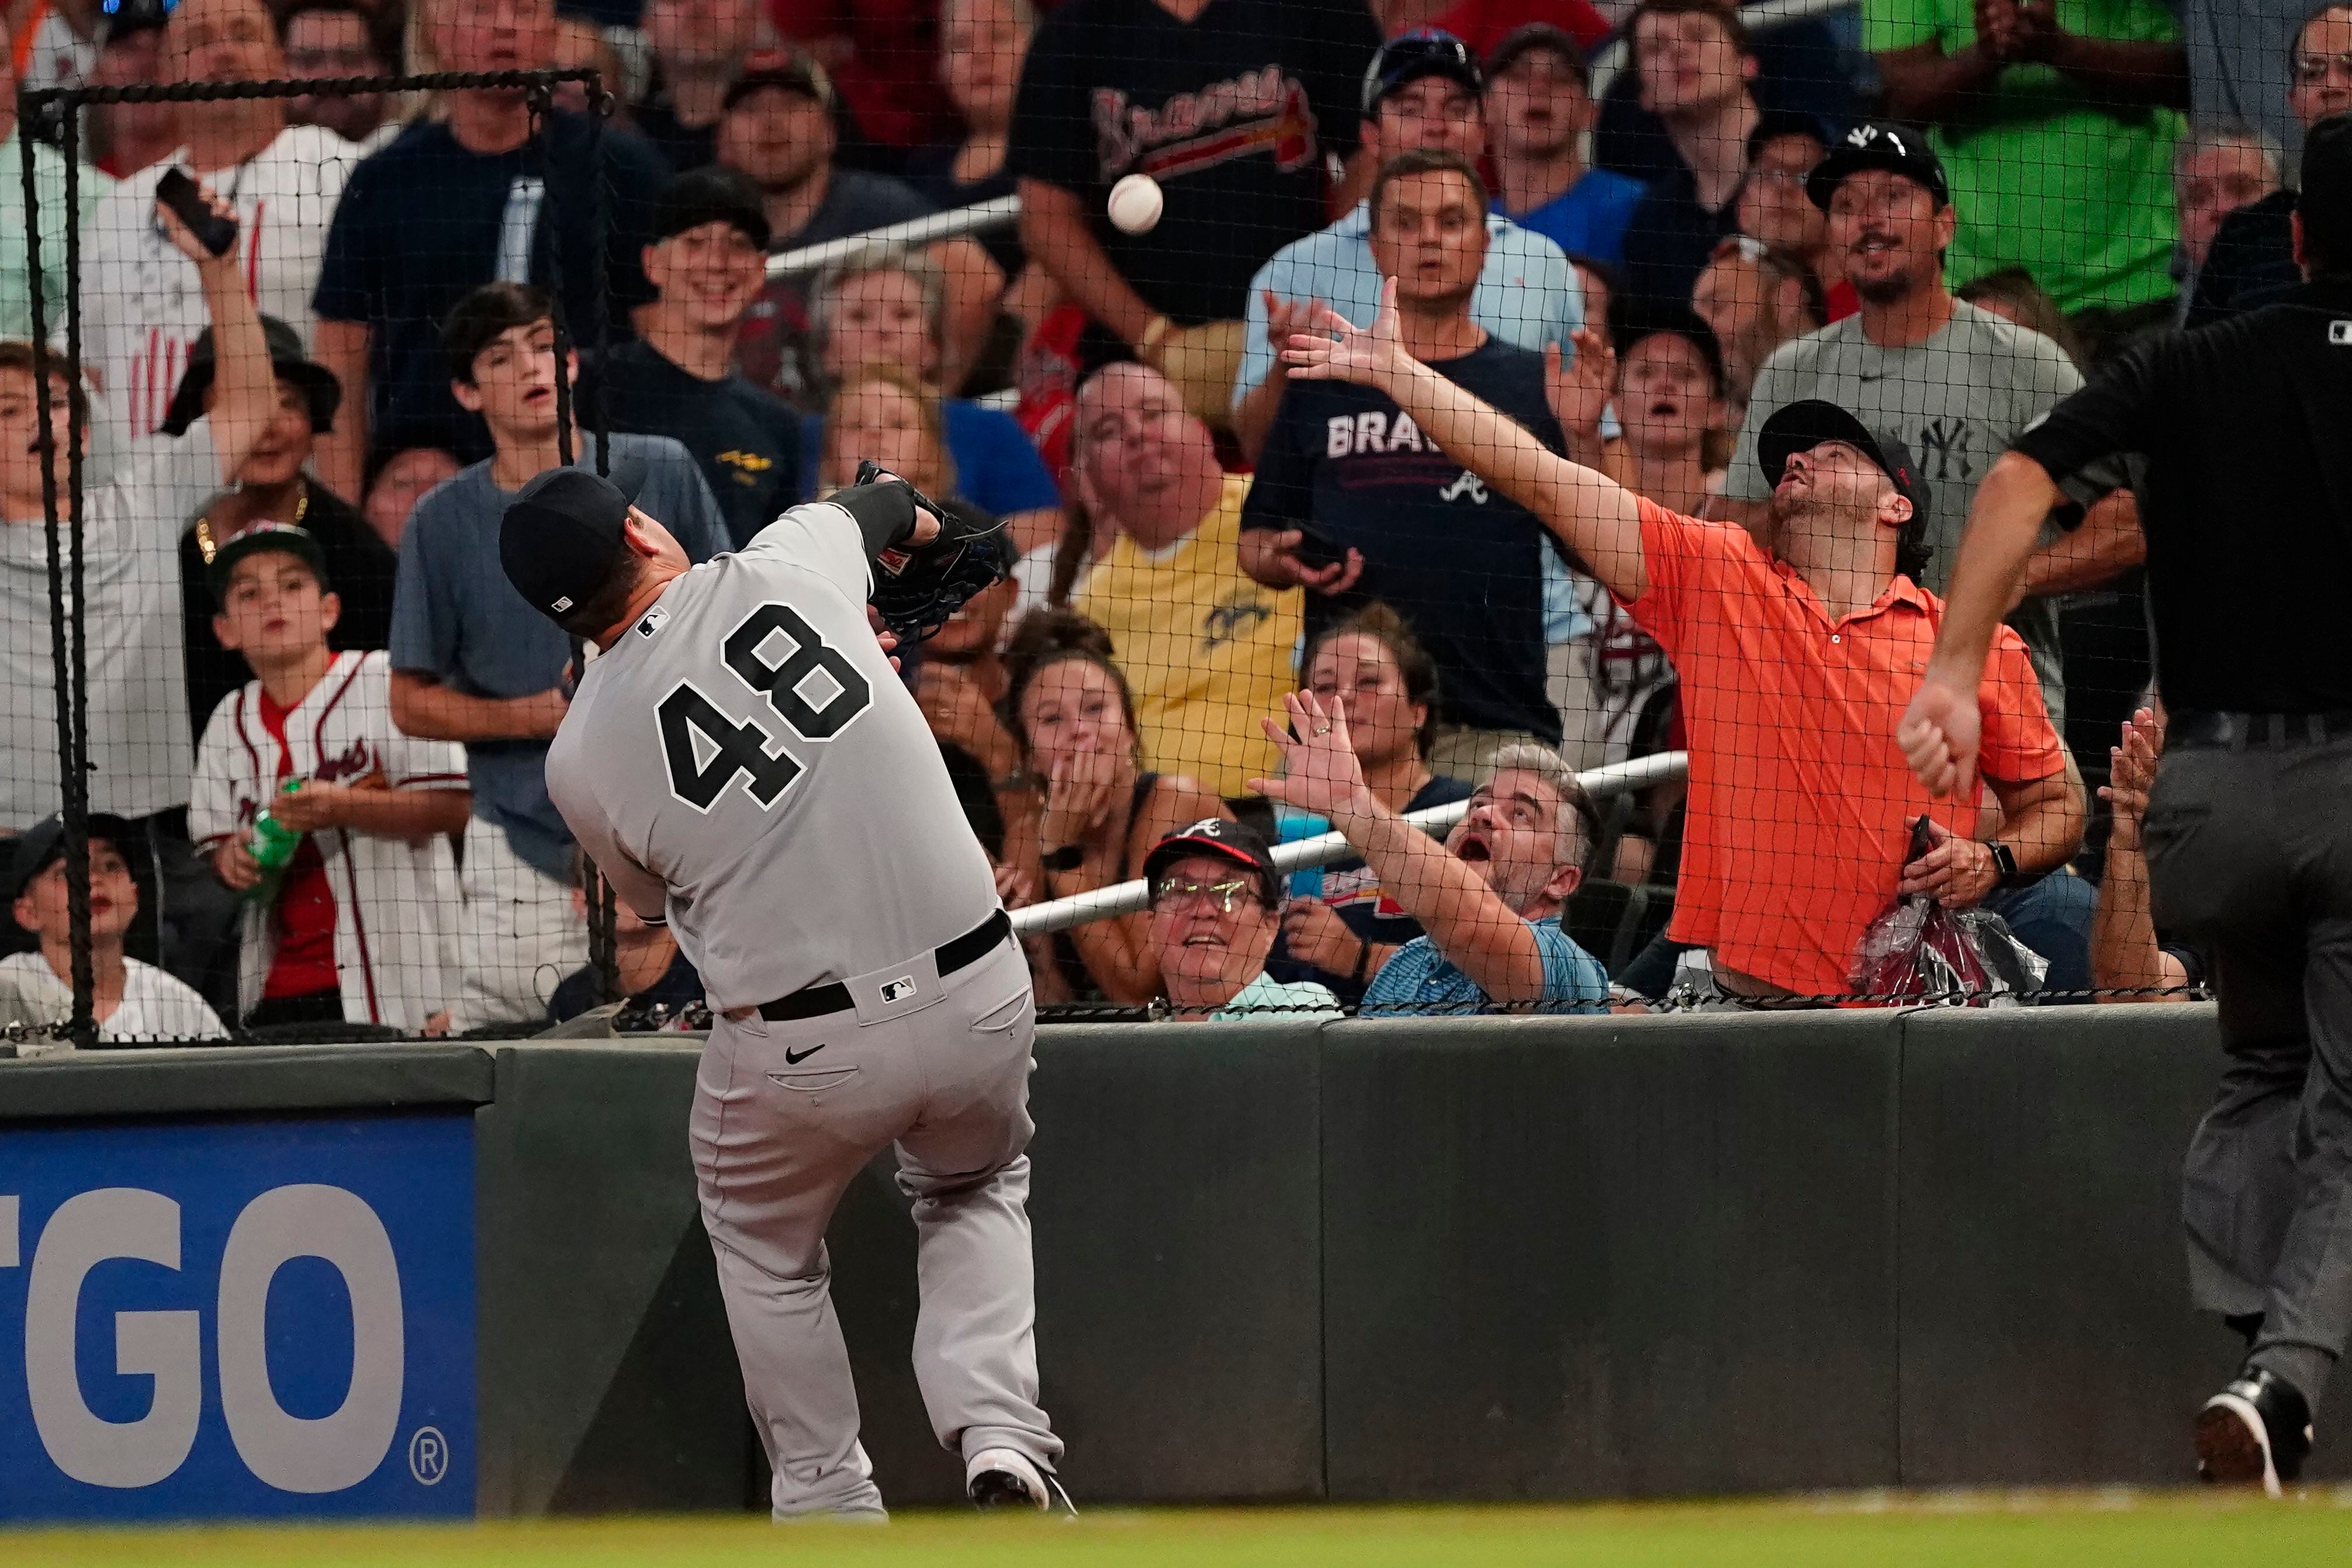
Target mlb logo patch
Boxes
[880,975,917,1004]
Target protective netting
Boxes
[8,0,2318,1046]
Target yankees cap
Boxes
[1144,818,1280,908]
[1758,399,1929,522]
[499,457,649,624]
[1806,120,1950,212]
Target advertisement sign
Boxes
[0,1111,475,1522]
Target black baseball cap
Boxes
[653,167,772,249]
[1362,28,1483,117]
[2300,112,2352,268]
[160,313,341,438]
[1613,299,1727,396]
[11,814,135,902]
[1485,23,1586,82]
[1144,818,1280,909]
[207,522,331,605]
[99,0,170,46]
[499,458,649,625]
[1806,120,1950,212]
[1758,399,1929,521]
[723,50,835,113]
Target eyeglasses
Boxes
[2294,51,2352,85]
[1152,876,1258,913]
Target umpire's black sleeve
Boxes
[2010,337,2165,506]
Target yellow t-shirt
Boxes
[1075,474,1301,799]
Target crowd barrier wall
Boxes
[0,1004,2336,1523]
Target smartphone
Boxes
[1291,524,1346,574]
[155,167,239,259]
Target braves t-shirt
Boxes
[1009,0,1381,326]
[1240,337,1570,740]
[589,338,802,549]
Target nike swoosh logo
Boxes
[784,1043,826,1065]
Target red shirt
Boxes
[1623,500,2064,996]
[1421,0,1613,54]
[256,688,339,999]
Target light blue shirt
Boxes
[1361,915,1610,1016]
[1208,971,1343,1022]
[1236,203,1585,401]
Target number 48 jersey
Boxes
[545,499,1002,1011]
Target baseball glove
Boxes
[855,460,1014,643]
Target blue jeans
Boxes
[1984,870,2098,999]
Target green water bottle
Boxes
[244,778,306,899]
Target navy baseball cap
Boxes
[499,458,649,624]
[207,522,331,605]
[1144,818,1280,908]
[653,166,772,250]
[1486,22,1586,82]
[1362,29,1483,116]
[1758,399,1929,521]
[1806,120,1950,211]
[11,814,135,901]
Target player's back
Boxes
[547,502,1000,1010]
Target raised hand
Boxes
[1898,675,1981,800]
[1280,277,1412,390]
[1248,690,1373,822]
[1263,290,1327,371]
[1545,326,1617,449]
[2099,705,2166,849]
[155,178,239,269]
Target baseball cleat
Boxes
[2197,1368,2312,1497]
[966,1447,1076,1515]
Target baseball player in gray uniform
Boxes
[499,460,1066,1519]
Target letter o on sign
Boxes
[216,1185,406,1493]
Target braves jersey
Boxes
[190,650,467,1028]
[545,501,1002,1012]
[81,126,357,439]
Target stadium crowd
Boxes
[0,0,2341,1035]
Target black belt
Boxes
[2169,709,2352,750]
[756,909,1012,1022]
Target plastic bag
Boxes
[1848,817,2050,1005]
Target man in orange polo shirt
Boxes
[1281,286,2084,999]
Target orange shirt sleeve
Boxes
[1976,625,2066,784]
[1624,498,1751,655]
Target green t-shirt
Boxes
[1862,0,2184,310]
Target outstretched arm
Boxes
[1898,450,2058,797]
[1283,279,1650,603]
[161,182,274,482]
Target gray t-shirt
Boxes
[0,422,220,829]
[1721,301,2083,726]
[545,499,1000,1012]
[388,433,729,882]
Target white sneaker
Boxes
[965,1447,1074,1514]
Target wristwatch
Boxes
[1040,843,1086,873]
[1987,839,2020,889]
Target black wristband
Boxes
[1040,843,1085,873]
[1988,839,2020,888]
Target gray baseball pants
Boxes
[2147,728,2352,1414]
[690,936,1061,1518]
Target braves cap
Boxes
[11,813,135,901]
[1144,818,1280,908]
[653,166,772,250]
[207,522,331,605]
[499,458,649,624]
[1806,120,1950,212]
[1485,22,1586,82]
[1758,399,1929,522]
[1362,28,1483,116]
[2300,112,2352,269]
[724,49,835,113]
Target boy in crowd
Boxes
[0,814,227,1042]
[192,525,470,1031]
[389,282,728,1032]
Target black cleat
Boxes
[2197,1368,2313,1497]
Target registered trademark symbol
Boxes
[408,1425,448,1486]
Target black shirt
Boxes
[586,338,801,549]
[906,143,1025,281]
[1617,164,1739,311]
[2010,277,2352,713]
[1008,0,1379,326]
[312,113,676,462]
[1241,337,1570,740]
[178,479,400,738]
[2185,188,2298,329]
[630,70,721,174]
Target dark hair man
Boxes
[1903,112,2352,1498]
[280,0,400,150]
[1615,0,1762,309]
[1483,23,1648,267]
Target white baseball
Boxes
[1107,174,1164,236]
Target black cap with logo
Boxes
[1362,28,1483,116]
[723,49,835,114]
[499,458,650,625]
[1758,399,1930,524]
[1806,120,1950,212]
[1144,817,1281,909]
[207,522,332,605]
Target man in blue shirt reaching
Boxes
[1252,691,1610,1015]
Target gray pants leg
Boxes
[2150,738,2352,1410]
[691,939,1059,1519]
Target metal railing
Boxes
[1010,750,1687,935]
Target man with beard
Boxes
[1279,292,2081,1002]
[1707,122,2137,735]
